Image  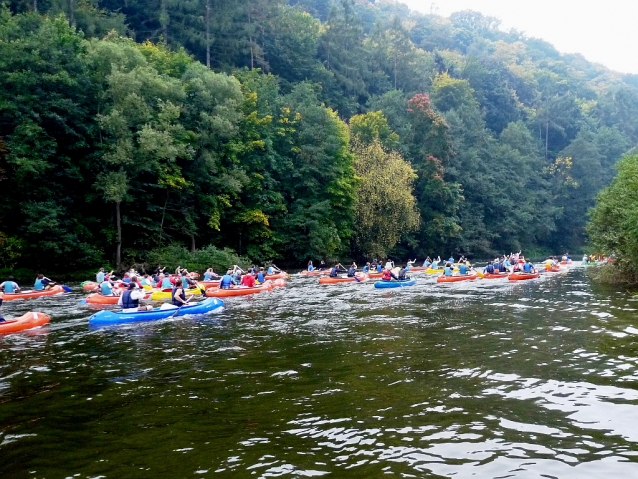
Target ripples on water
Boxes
[2,266,638,478]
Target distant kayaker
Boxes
[268,264,281,275]
[172,279,188,307]
[96,268,105,283]
[118,283,152,312]
[347,263,357,277]
[330,263,347,278]
[0,277,20,293]
[484,262,495,275]
[158,273,172,290]
[382,268,398,281]
[423,256,432,268]
[406,259,416,271]
[384,259,394,271]
[458,262,468,275]
[307,260,314,272]
[241,272,256,287]
[363,262,371,274]
[444,263,453,276]
[431,256,441,270]
[582,254,588,262]
[220,270,233,290]
[34,274,55,291]
[256,268,266,283]
[231,270,242,286]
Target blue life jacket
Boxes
[121,290,138,309]
[432,262,438,270]
[485,264,494,274]
[123,277,131,284]
[498,263,506,272]
[363,266,369,273]
[257,272,265,283]
[423,261,431,267]
[308,265,314,271]
[220,274,232,289]
[330,267,338,278]
[448,257,454,263]
[347,267,355,277]
[96,272,105,283]
[268,267,274,275]
[172,287,186,306]
[160,278,172,289]
[459,264,467,275]
[204,272,211,281]
[376,264,382,272]
[100,281,112,295]
[4,282,15,293]
[181,276,190,288]
[523,262,533,272]
[34,279,44,291]
[444,267,452,276]
[140,278,149,286]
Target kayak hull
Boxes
[437,273,479,283]
[483,273,509,279]
[0,312,50,334]
[205,279,285,297]
[319,273,367,284]
[151,285,204,301]
[300,270,331,276]
[509,272,540,281]
[265,272,288,280]
[2,285,66,301]
[88,297,224,324]
[374,279,417,288]
[83,282,98,291]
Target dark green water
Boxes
[2,266,638,478]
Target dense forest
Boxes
[2,0,638,271]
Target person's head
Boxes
[175,279,183,287]
[308,260,313,265]
[526,259,530,263]
[260,267,264,271]
[127,282,136,290]
[144,274,149,278]
[227,270,232,275]
[131,276,138,283]
[366,262,370,266]
[351,262,356,267]
[100,268,104,272]
[37,274,44,279]
[159,273,165,278]
[8,276,14,281]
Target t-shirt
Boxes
[241,275,256,287]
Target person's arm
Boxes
[174,288,187,305]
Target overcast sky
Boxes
[401,0,638,74]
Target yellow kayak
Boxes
[150,284,204,301]
[426,268,460,274]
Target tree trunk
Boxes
[159,190,168,243]
[33,0,37,12]
[190,234,196,253]
[69,0,76,28]
[115,201,122,270]
[161,0,168,45]
[205,0,211,68]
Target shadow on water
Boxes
[2,265,638,477]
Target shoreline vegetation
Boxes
[1,2,638,275]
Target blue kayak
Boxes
[374,279,417,288]
[88,297,224,325]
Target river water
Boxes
[2,265,638,478]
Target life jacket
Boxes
[523,262,532,272]
[459,264,467,275]
[268,267,274,275]
[220,275,232,289]
[330,267,338,278]
[4,282,14,293]
[172,287,186,306]
[34,279,44,291]
[485,264,494,274]
[121,290,138,309]
[308,265,314,271]
[382,270,392,281]
[204,272,211,281]
[96,272,105,283]
[363,266,369,273]
[376,264,382,272]
[257,272,265,283]
[347,267,356,277]
[444,267,453,276]
[100,281,112,295]
[160,278,172,289]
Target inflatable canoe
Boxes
[509,272,540,281]
[2,285,67,301]
[151,285,205,301]
[374,278,417,288]
[205,279,285,297]
[560,260,572,265]
[437,273,479,283]
[319,273,367,284]
[0,312,50,334]
[483,272,509,279]
[88,297,224,325]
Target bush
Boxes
[144,244,251,274]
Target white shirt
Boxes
[384,261,393,270]
[117,288,147,312]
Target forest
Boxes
[2,0,638,272]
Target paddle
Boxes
[170,293,195,318]
[62,286,72,293]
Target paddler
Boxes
[0,276,20,293]
[384,258,394,271]
[422,256,432,268]
[406,259,416,271]
[241,271,256,287]
[158,273,173,290]
[458,262,469,276]
[347,262,357,277]
[381,267,399,282]
[307,260,314,272]
[220,270,233,290]
[523,259,536,273]
[483,262,495,275]
[268,263,282,275]
[363,262,370,274]
[398,265,410,281]
[256,268,266,284]
[444,262,453,276]
[34,274,55,291]
[330,263,347,278]
[431,256,441,270]
[172,279,188,307]
[118,283,153,312]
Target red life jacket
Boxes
[382,270,392,280]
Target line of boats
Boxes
[0,261,576,334]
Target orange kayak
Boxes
[319,273,368,284]
[205,279,285,297]
[0,312,50,334]
[83,282,98,291]
[2,285,66,301]
[437,273,479,283]
[300,270,331,276]
[265,272,288,280]
[545,265,562,272]
[509,272,540,281]
[483,272,509,279]
[199,280,221,288]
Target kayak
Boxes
[545,265,562,272]
[0,312,50,334]
[483,272,509,279]
[426,268,445,274]
[319,273,368,284]
[265,272,288,280]
[85,290,153,304]
[88,297,224,325]
[560,260,572,265]
[151,285,204,301]
[83,282,98,291]
[368,272,383,278]
[374,278,417,288]
[300,270,331,276]
[408,266,428,272]
[437,273,479,283]
[205,279,285,297]
[509,272,540,281]
[199,280,221,288]
[2,285,67,301]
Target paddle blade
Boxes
[78,299,87,304]
[62,286,72,292]
[476,271,484,279]
[354,276,361,282]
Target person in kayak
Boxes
[448,255,455,264]
[363,262,371,274]
[241,272,256,288]
[483,262,495,275]
[157,273,172,290]
[431,256,441,270]
[382,268,399,281]
[406,259,416,271]
[330,263,347,278]
[458,262,468,275]
[384,259,394,271]
[0,277,20,293]
[220,270,233,289]
[307,260,314,272]
[34,274,55,291]
[268,264,282,275]
[319,260,326,270]
[0,291,4,322]
[172,279,188,307]
[256,268,266,284]
[398,266,410,281]
[422,256,432,268]
[347,263,357,277]
[523,260,536,273]
[444,262,454,276]
[118,283,152,312]
[231,269,242,286]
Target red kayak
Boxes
[483,272,509,279]
[205,279,286,297]
[300,270,331,276]
[0,312,50,334]
[509,272,540,281]
[437,273,479,283]
[2,285,66,301]
[319,273,368,284]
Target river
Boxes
[2,265,638,478]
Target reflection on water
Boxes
[2,266,638,478]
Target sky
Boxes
[401,0,638,74]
